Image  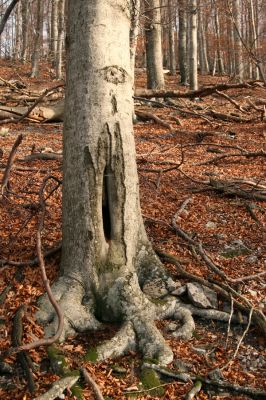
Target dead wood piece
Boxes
[1,133,23,194]
[18,153,63,162]
[215,90,246,112]
[222,307,254,371]
[185,381,202,400]
[135,81,256,99]
[0,107,41,122]
[81,367,105,400]
[142,363,190,382]
[208,110,251,122]
[198,376,266,399]
[208,178,266,201]
[0,99,64,123]
[135,109,173,130]
[156,250,266,337]
[0,244,61,268]
[7,177,64,355]
[197,150,266,166]
[11,305,36,393]
[15,84,64,123]
[34,375,79,400]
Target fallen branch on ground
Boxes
[135,109,173,130]
[156,250,266,337]
[81,367,105,400]
[1,133,23,195]
[135,81,256,99]
[197,150,266,166]
[34,375,79,400]
[0,244,61,268]
[11,305,36,393]
[4,177,64,355]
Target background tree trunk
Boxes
[189,0,198,90]
[20,0,28,63]
[167,0,176,75]
[232,0,244,81]
[55,0,65,79]
[50,0,59,66]
[178,0,188,85]
[31,0,43,78]
[144,0,165,89]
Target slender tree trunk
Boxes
[50,0,58,66]
[31,0,43,78]
[178,0,188,85]
[20,0,28,63]
[144,0,165,89]
[189,0,198,90]
[232,0,244,81]
[197,0,209,75]
[55,0,64,79]
[167,0,176,75]
[129,0,140,80]
[14,1,22,59]
[248,0,259,79]
[226,10,235,76]
[0,0,20,36]
[213,0,224,75]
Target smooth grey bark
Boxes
[129,0,140,80]
[178,0,188,84]
[212,0,224,75]
[226,12,235,76]
[35,0,234,366]
[20,0,28,62]
[13,1,22,59]
[144,0,165,89]
[248,0,259,79]
[31,0,43,78]
[55,0,64,79]
[35,0,180,365]
[50,0,59,66]
[167,0,176,75]
[232,0,244,81]
[188,0,198,90]
[197,0,209,75]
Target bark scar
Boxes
[101,66,127,84]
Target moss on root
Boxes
[84,347,99,362]
[47,345,83,399]
[140,367,164,397]
[70,383,83,400]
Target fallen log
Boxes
[135,81,257,99]
[0,101,64,122]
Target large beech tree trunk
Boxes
[36,0,183,365]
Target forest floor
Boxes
[0,60,265,400]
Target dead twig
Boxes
[1,133,23,195]
[34,375,79,400]
[16,83,64,123]
[81,367,105,400]
[197,150,266,166]
[0,244,61,268]
[215,90,246,112]
[185,381,202,400]
[225,295,234,349]
[135,109,173,130]
[6,176,64,355]
[222,307,254,371]
[156,250,266,337]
